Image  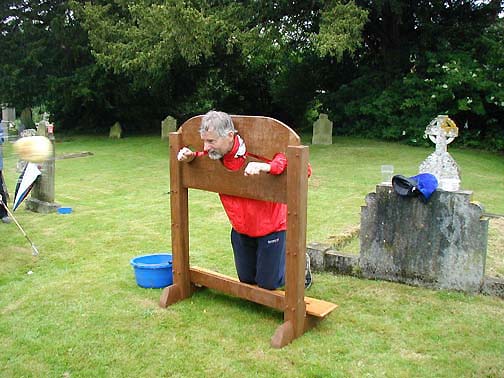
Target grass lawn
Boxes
[0,135,503,378]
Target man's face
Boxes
[201,128,234,160]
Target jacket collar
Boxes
[222,135,246,169]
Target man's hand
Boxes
[244,162,271,176]
[177,147,195,162]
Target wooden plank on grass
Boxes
[190,267,337,318]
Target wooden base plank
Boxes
[190,266,337,318]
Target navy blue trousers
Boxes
[230,229,286,290]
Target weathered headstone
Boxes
[360,185,488,293]
[161,116,177,140]
[109,122,122,139]
[312,113,333,145]
[2,107,15,123]
[20,108,35,129]
[26,119,60,213]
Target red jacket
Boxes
[220,135,288,237]
[195,135,310,237]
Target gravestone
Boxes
[20,108,35,129]
[2,107,15,123]
[161,116,177,140]
[312,113,333,145]
[109,122,122,139]
[360,184,488,293]
[26,119,60,213]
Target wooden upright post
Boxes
[271,145,309,348]
[160,132,192,307]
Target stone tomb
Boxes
[359,185,488,293]
[308,185,491,295]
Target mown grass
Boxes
[0,135,503,378]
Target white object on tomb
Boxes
[419,115,461,191]
[381,165,394,185]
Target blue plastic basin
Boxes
[130,253,173,289]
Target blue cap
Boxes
[392,173,438,203]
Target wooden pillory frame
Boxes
[159,115,337,348]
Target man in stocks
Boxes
[177,110,312,290]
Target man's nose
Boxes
[203,142,212,151]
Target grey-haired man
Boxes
[177,110,312,289]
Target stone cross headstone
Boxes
[109,122,122,139]
[419,115,460,191]
[37,115,49,137]
[312,113,333,145]
[161,116,177,140]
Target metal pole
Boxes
[0,198,39,256]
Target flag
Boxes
[13,163,41,211]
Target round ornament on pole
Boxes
[13,135,53,163]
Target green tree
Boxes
[80,0,368,122]
[318,0,504,150]
[0,0,61,126]
[82,1,367,77]
[0,0,109,130]
[0,1,159,132]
